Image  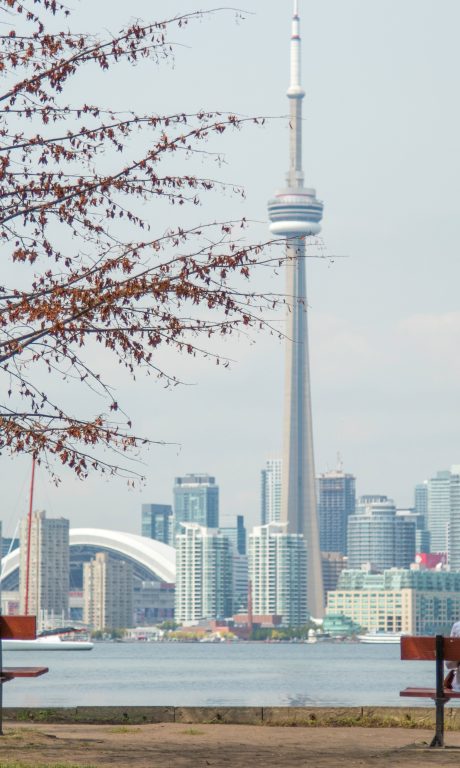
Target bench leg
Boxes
[430,697,446,748]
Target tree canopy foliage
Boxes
[0,0,279,479]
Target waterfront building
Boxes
[317,469,355,555]
[141,503,173,546]
[267,1,324,616]
[347,496,415,572]
[327,568,460,635]
[173,474,219,537]
[175,524,233,624]
[427,467,460,554]
[260,459,282,525]
[19,510,69,627]
[83,551,133,631]
[322,613,361,638]
[249,523,307,627]
[220,515,247,556]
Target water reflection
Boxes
[283,693,317,707]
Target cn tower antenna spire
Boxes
[287,0,305,187]
[267,1,325,617]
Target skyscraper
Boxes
[447,467,460,569]
[141,503,173,545]
[83,552,133,631]
[19,510,69,627]
[173,474,219,537]
[249,522,307,627]
[317,469,356,555]
[398,508,430,554]
[347,496,416,572]
[175,524,233,624]
[260,459,282,525]
[394,513,418,569]
[220,515,247,556]
[414,481,428,518]
[236,515,247,556]
[427,468,460,554]
[267,0,324,616]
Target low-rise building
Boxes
[327,568,460,635]
[322,613,361,638]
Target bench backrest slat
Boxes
[401,636,460,661]
[0,616,36,640]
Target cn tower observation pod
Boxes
[268,187,323,237]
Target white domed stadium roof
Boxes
[1,528,176,585]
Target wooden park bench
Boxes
[0,616,48,734]
[400,635,460,747]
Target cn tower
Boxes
[268,0,324,617]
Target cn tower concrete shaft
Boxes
[268,1,324,617]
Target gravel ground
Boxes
[2,722,460,767]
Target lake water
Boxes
[2,641,452,708]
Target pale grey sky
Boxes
[2,0,460,536]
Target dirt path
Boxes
[2,722,460,767]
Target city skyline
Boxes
[3,449,460,630]
[1,0,460,536]
[3,458,460,540]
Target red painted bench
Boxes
[0,616,48,734]
[400,635,460,747]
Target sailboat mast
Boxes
[24,456,36,616]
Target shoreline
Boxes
[4,704,460,729]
